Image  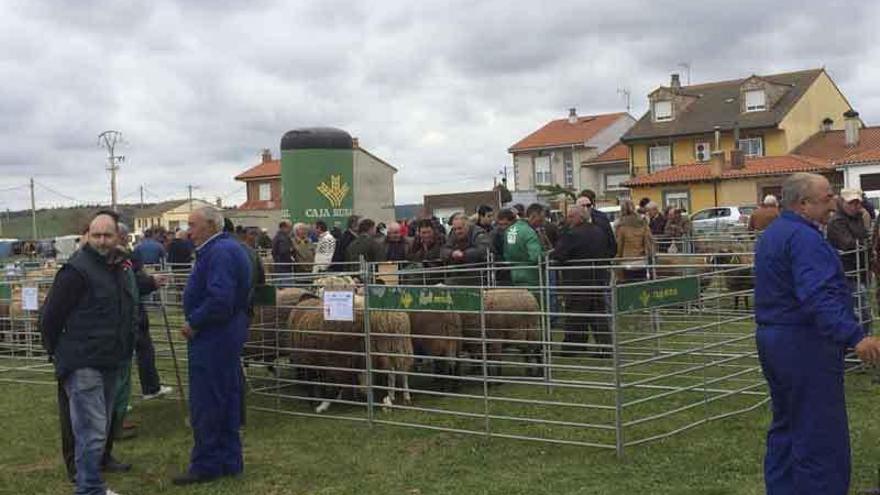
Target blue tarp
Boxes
[0,241,14,259]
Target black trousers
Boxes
[135,307,161,396]
[562,289,611,348]
[58,379,118,479]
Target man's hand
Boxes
[152,274,170,287]
[452,249,464,261]
[181,323,194,340]
[854,336,880,365]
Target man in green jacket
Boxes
[502,203,544,288]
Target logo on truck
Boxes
[317,174,350,208]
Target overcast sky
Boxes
[1,0,878,211]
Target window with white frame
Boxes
[563,151,574,188]
[664,191,690,212]
[534,156,552,186]
[649,145,672,172]
[258,182,271,201]
[653,100,673,122]
[604,173,630,191]
[695,141,711,162]
[737,137,764,157]
[744,90,766,112]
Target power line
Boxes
[33,180,87,204]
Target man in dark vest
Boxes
[41,210,137,495]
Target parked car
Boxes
[598,205,621,225]
[689,206,756,234]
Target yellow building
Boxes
[621,68,854,211]
[133,199,215,233]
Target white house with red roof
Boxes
[507,109,635,200]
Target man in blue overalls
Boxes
[173,207,252,485]
[755,172,880,494]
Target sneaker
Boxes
[143,385,173,401]
[107,489,123,495]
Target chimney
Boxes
[729,149,745,170]
[261,148,272,163]
[844,110,860,146]
[568,107,578,124]
[670,73,681,90]
[709,150,725,177]
[713,125,721,150]
[821,117,834,133]
[352,137,359,148]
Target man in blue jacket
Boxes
[173,207,252,485]
[755,173,880,495]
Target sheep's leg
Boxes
[402,373,411,405]
[316,389,342,414]
[382,373,396,411]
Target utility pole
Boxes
[98,130,125,211]
[139,184,144,209]
[30,177,37,240]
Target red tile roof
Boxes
[239,199,282,210]
[508,112,629,152]
[794,127,880,164]
[586,142,629,165]
[623,154,832,187]
[235,159,281,181]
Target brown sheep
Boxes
[708,251,754,310]
[461,288,542,378]
[409,311,463,388]
[286,291,415,413]
[245,287,312,369]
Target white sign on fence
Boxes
[323,290,354,321]
[21,287,39,311]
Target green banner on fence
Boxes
[367,286,482,312]
[0,283,9,300]
[615,277,700,312]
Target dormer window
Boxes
[744,90,766,112]
[653,100,673,122]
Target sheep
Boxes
[286,285,415,414]
[708,251,754,310]
[460,288,542,378]
[245,287,312,370]
[409,311,463,389]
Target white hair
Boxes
[193,206,224,230]
[781,173,824,209]
[646,201,658,210]
[763,194,778,206]
[293,222,308,234]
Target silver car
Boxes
[689,206,756,234]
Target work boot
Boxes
[101,456,132,473]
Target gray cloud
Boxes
[1,0,878,211]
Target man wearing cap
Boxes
[827,188,872,333]
[749,195,780,231]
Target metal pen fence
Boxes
[0,239,873,458]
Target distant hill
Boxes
[0,204,158,240]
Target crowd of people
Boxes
[35,178,880,495]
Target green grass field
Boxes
[2,367,880,494]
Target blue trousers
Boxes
[756,326,850,495]
[64,367,117,495]
[187,325,245,477]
